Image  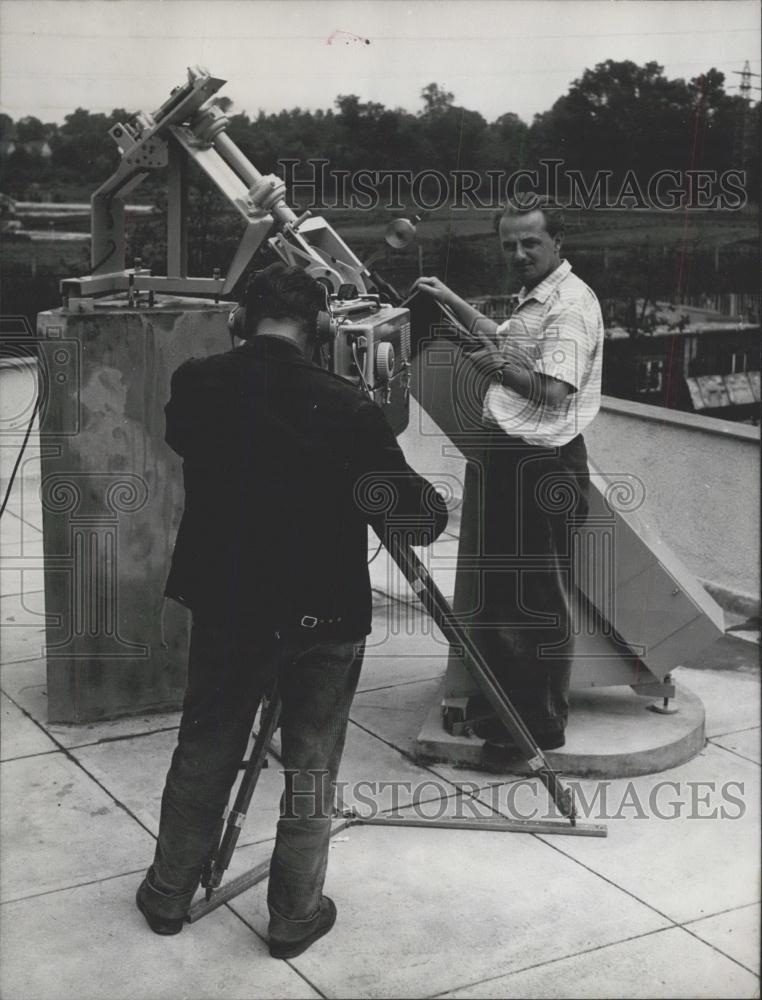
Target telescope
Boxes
[60,65,412,433]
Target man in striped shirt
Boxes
[414,201,604,751]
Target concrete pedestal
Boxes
[416,682,706,778]
[36,297,230,722]
[404,297,722,775]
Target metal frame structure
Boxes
[60,67,375,304]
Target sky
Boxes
[1,0,760,125]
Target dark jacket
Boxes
[164,335,448,636]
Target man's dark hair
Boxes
[243,262,327,339]
[493,197,565,239]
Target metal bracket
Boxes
[441,697,470,737]
[638,674,679,715]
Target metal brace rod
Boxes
[342,812,606,838]
[384,533,580,823]
[186,802,606,922]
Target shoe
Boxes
[135,878,185,936]
[483,731,566,752]
[269,896,337,959]
[472,718,566,750]
[467,696,566,750]
[536,732,565,751]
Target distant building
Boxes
[603,300,760,422]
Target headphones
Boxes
[314,280,337,343]
[227,302,247,340]
[228,280,337,345]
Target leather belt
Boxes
[272,614,346,640]
[299,614,343,629]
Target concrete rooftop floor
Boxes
[1,361,760,999]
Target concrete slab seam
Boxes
[1,507,43,535]
[426,925,678,999]
[706,740,761,767]
[681,900,761,926]
[0,866,148,907]
[61,724,181,751]
[347,717,463,783]
[355,674,444,695]
[0,588,46,601]
[532,828,762,981]
[676,918,761,978]
[224,899,329,999]
[1,688,158,843]
[532,834,680,932]
[708,724,762,740]
[0,748,60,764]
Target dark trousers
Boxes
[142,620,364,938]
[465,433,590,742]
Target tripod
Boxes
[188,534,606,924]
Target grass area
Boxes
[1,238,89,271]
[334,205,758,250]
[565,209,758,250]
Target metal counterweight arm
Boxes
[384,532,577,823]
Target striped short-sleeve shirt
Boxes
[482,260,604,448]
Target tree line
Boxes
[0,60,759,202]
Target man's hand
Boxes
[412,276,507,356]
[412,276,569,407]
[411,275,455,307]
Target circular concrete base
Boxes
[415,683,706,778]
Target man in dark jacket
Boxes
[136,263,448,957]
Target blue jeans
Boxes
[142,619,365,938]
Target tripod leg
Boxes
[202,681,283,895]
[199,813,226,893]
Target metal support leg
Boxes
[167,140,188,279]
[646,673,679,715]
